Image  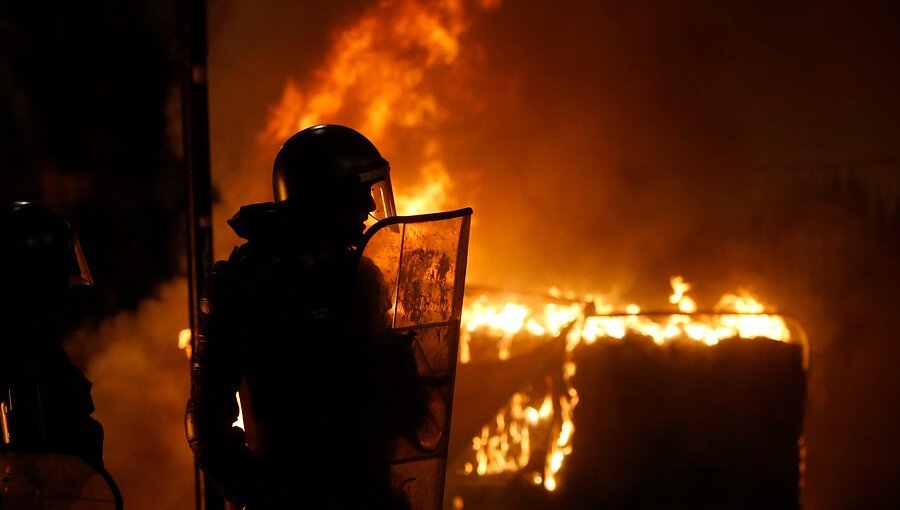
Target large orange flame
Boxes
[263,0,502,216]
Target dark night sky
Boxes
[2,1,899,508]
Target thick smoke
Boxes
[65,280,195,508]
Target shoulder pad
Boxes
[227,202,279,240]
[204,260,240,314]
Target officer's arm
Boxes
[53,354,105,469]
[185,261,280,508]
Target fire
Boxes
[715,292,791,341]
[464,390,550,479]
[462,276,791,354]
[177,328,192,359]
[669,275,697,313]
[263,0,502,217]
[460,276,797,492]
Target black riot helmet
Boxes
[0,202,93,313]
[273,124,397,224]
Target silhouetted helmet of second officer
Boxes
[272,124,396,247]
[0,202,92,315]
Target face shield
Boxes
[358,165,397,230]
[369,176,397,222]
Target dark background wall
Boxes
[0,1,183,332]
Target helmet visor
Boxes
[370,176,397,223]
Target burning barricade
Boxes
[446,277,806,510]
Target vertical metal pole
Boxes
[178,1,221,509]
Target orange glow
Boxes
[177,328,192,359]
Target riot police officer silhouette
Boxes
[0,201,103,467]
[187,125,429,509]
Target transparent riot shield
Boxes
[0,452,122,509]
[358,208,472,510]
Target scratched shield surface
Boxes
[359,210,472,510]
